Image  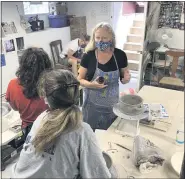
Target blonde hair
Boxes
[85,22,116,53]
[32,69,82,153]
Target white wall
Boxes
[112,2,135,50]
[67,2,136,50]
[2,2,50,28]
[1,2,71,95]
[67,2,113,35]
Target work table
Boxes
[96,85,184,178]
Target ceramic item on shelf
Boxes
[171,151,184,175]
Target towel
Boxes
[132,136,165,174]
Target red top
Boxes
[6,78,48,128]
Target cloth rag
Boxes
[132,135,165,173]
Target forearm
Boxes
[68,55,81,62]
[120,67,129,78]
[78,79,94,88]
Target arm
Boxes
[80,126,111,178]
[5,81,18,111]
[67,49,81,63]
[77,66,107,89]
[120,66,131,84]
[117,50,131,84]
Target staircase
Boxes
[124,19,144,73]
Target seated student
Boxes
[11,69,111,178]
[59,34,90,76]
[6,47,52,140]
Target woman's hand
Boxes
[121,71,131,84]
[90,77,108,89]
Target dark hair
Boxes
[16,47,52,99]
[33,69,81,152]
[38,69,80,109]
[82,34,90,42]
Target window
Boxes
[23,2,49,15]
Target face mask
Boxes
[95,41,113,51]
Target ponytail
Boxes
[32,105,82,153]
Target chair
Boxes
[50,40,63,65]
[50,40,72,71]
[159,49,184,91]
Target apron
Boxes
[82,51,119,130]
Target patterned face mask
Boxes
[95,41,113,51]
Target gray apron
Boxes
[82,52,119,130]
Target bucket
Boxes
[48,15,67,28]
[102,152,118,178]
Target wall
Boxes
[1,2,71,95]
[122,2,136,15]
[67,2,113,35]
[146,2,184,49]
[112,2,136,50]
[1,2,50,28]
[67,2,136,50]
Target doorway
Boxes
[112,2,148,92]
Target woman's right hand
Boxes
[90,77,107,89]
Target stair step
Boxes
[125,42,142,45]
[133,20,144,27]
[128,62,139,71]
[126,54,141,61]
[130,70,139,78]
[124,43,142,51]
[130,27,144,35]
[125,50,141,61]
[125,50,140,54]
[128,60,139,64]
[127,34,143,43]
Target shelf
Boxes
[25,26,70,34]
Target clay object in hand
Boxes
[97,76,105,84]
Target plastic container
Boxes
[48,15,67,28]
[176,117,184,145]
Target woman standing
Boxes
[78,22,131,131]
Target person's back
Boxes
[12,112,110,178]
[6,78,47,128]
[6,47,52,138]
[11,69,111,178]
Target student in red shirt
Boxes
[6,47,52,139]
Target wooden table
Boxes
[95,85,184,178]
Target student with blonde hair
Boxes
[12,69,112,178]
[78,22,131,131]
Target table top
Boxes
[1,112,21,146]
[95,85,184,178]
